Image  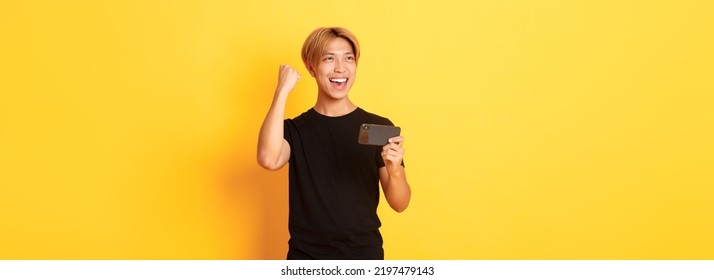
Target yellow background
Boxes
[1,0,712,259]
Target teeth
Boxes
[329,78,347,83]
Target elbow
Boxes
[257,154,282,171]
[259,162,281,171]
[390,201,409,213]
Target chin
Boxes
[327,91,349,100]
[319,86,352,100]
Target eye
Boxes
[323,56,334,61]
[346,56,354,61]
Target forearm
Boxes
[257,91,289,170]
[383,166,411,212]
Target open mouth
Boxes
[329,78,348,86]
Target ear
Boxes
[304,61,316,77]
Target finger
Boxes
[384,154,403,165]
[382,149,401,158]
[381,152,393,163]
[383,144,403,154]
[383,141,401,149]
[383,148,402,159]
[388,136,404,145]
[386,149,403,158]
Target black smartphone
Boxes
[358,123,401,146]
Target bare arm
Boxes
[257,65,300,171]
[379,136,411,212]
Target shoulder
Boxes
[285,109,314,126]
[357,108,394,126]
[284,110,315,144]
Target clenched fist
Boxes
[276,64,301,96]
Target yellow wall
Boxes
[1,0,713,259]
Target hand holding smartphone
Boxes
[358,123,401,146]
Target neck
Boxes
[313,96,357,117]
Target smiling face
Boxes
[307,37,357,101]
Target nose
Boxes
[334,59,345,73]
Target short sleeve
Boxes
[283,119,292,145]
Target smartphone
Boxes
[358,123,401,146]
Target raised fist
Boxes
[276,64,301,95]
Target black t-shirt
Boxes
[283,107,394,259]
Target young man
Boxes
[257,27,411,260]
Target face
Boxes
[308,37,357,100]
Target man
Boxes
[257,27,411,260]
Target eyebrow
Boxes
[323,52,354,56]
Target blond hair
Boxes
[301,27,360,69]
